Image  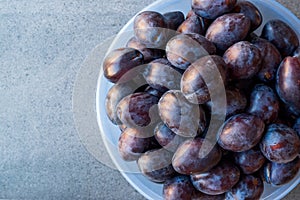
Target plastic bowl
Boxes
[96,0,300,199]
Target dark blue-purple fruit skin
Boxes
[218,113,265,152]
[225,175,264,200]
[234,146,266,174]
[262,157,300,186]
[293,118,300,137]
[163,176,197,200]
[248,84,279,124]
[260,123,300,164]
[191,161,240,195]
[276,57,300,115]
[103,48,144,83]
[261,19,299,57]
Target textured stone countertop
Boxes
[0,0,299,199]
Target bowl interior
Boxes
[96,0,300,199]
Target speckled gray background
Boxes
[0,0,299,199]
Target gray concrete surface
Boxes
[0,0,299,199]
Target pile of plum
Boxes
[103,0,300,199]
